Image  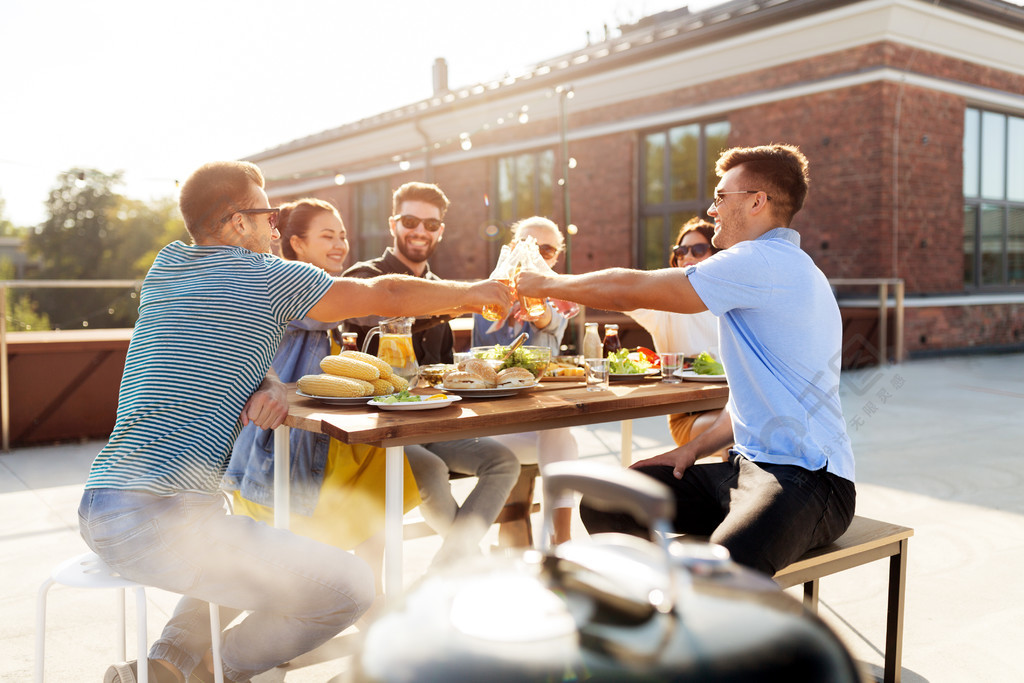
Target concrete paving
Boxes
[2,351,1022,682]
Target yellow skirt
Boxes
[233,439,421,550]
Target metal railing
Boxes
[1,279,142,451]
[829,278,905,364]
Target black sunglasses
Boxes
[396,214,442,232]
[672,243,711,258]
[220,208,280,229]
[536,244,561,260]
[513,240,560,260]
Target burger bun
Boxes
[496,366,536,388]
[443,371,492,390]
[457,359,499,386]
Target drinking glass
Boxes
[585,358,610,391]
[658,352,682,383]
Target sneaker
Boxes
[103,660,164,683]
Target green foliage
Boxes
[1,259,50,331]
[22,168,185,329]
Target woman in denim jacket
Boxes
[224,198,420,576]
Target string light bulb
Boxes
[460,133,472,151]
[334,174,346,185]
[567,224,578,235]
[399,160,411,171]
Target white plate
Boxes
[296,390,374,406]
[675,369,728,382]
[432,383,540,398]
[368,395,463,411]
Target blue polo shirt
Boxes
[685,228,854,481]
[85,241,334,495]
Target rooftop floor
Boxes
[2,351,1022,682]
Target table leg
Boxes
[621,419,633,467]
[384,445,404,601]
[273,426,290,530]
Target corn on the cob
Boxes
[338,350,394,378]
[369,378,394,396]
[320,355,380,381]
[386,374,410,392]
[297,374,371,398]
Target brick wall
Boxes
[265,38,1024,356]
[907,304,1024,353]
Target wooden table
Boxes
[273,379,729,597]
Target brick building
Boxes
[248,0,1024,359]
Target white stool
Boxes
[35,551,224,683]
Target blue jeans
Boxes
[79,488,375,682]
[580,452,856,576]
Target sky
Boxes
[0,0,704,228]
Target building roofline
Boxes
[247,0,1024,163]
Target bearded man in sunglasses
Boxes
[516,144,856,578]
[342,181,520,571]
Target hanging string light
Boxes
[264,84,577,186]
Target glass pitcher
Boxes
[362,316,418,383]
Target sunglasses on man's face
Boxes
[396,214,442,232]
[220,208,280,229]
[672,243,710,259]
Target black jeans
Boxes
[580,453,856,576]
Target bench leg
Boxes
[802,579,820,612]
[883,538,908,683]
[497,465,539,548]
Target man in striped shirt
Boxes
[80,161,511,683]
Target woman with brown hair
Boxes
[627,216,724,447]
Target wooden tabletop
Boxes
[284,378,729,448]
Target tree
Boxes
[1,259,50,331]
[0,195,14,236]
[25,168,185,329]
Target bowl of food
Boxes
[468,344,551,381]
[418,363,457,387]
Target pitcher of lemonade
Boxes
[361,316,418,382]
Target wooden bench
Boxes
[773,515,914,683]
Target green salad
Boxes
[607,348,654,374]
[693,351,724,375]
[475,345,546,376]
[375,389,422,404]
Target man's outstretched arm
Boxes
[306,275,512,323]
[515,267,707,315]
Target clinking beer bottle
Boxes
[482,279,512,321]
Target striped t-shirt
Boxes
[85,241,334,495]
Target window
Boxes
[353,179,392,262]
[639,120,729,270]
[494,149,556,230]
[963,108,1024,289]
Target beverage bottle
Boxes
[340,332,358,352]
[603,324,622,357]
[483,245,513,321]
[583,322,602,359]
[482,279,512,321]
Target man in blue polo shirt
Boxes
[81,161,511,683]
[515,143,855,576]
